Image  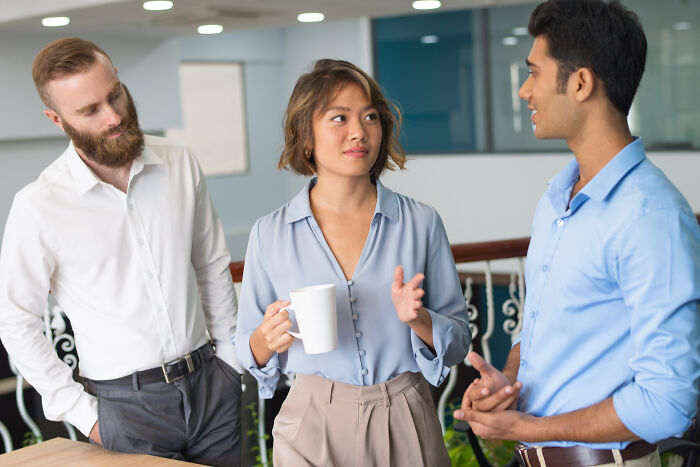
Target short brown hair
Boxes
[279,59,406,178]
[32,37,112,110]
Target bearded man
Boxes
[0,37,242,466]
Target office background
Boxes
[0,0,698,261]
[0,0,698,461]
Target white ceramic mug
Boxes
[283,284,338,354]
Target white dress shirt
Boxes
[0,135,241,436]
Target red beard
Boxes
[63,85,144,168]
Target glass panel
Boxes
[374,11,486,153]
[488,3,568,152]
[624,0,700,149]
[373,1,700,153]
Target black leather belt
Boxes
[515,441,657,467]
[90,343,215,386]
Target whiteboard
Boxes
[166,62,248,176]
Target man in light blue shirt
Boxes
[454,1,700,466]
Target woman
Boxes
[235,59,470,466]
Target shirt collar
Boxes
[139,144,163,166]
[546,137,646,213]
[579,137,646,201]
[64,141,163,196]
[375,178,399,221]
[64,141,100,195]
[284,177,399,224]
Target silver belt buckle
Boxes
[516,444,533,467]
[161,353,195,384]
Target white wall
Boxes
[176,28,289,258]
[281,18,376,199]
[0,28,289,260]
[1,19,699,262]
[0,32,184,254]
[382,151,700,245]
[283,18,374,98]
[0,32,181,140]
[277,18,700,247]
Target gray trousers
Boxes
[87,356,241,466]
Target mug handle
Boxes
[281,305,302,339]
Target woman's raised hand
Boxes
[391,265,425,323]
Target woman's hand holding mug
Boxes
[251,300,294,366]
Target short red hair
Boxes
[32,37,112,109]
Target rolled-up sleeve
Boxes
[612,207,700,442]
[233,219,282,398]
[411,210,471,386]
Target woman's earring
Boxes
[305,149,312,159]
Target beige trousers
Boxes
[272,372,450,467]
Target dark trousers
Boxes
[87,356,242,467]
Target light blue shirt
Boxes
[234,178,470,398]
[517,138,700,447]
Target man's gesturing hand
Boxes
[454,352,521,421]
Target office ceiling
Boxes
[0,0,536,38]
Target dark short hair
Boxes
[528,0,647,115]
[32,37,112,110]
[279,59,406,178]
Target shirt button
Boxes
[530,311,536,318]
[349,297,357,303]
[347,280,354,286]
[520,359,526,367]
[542,265,548,272]
[355,332,362,338]
[352,314,359,321]
[556,219,565,227]
[361,369,368,376]
[359,349,366,356]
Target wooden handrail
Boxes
[230,261,244,283]
[228,213,700,282]
[451,237,530,264]
[227,238,531,283]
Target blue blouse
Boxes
[234,178,471,398]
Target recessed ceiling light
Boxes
[412,0,441,10]
[502,36,518,46]
[41,17,70,27]
[197,24,223,34]
[512,27,528,36]
[297,12,325,23]
[420,35,439,44]
[673,21,691,31]
[143,1,173,11]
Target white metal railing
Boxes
[437,259,526,434]
[1,301,78,453]
[0,252,526,458]
[232,256,527,459]
[0,421,11,453]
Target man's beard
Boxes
[63,85,145,168]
